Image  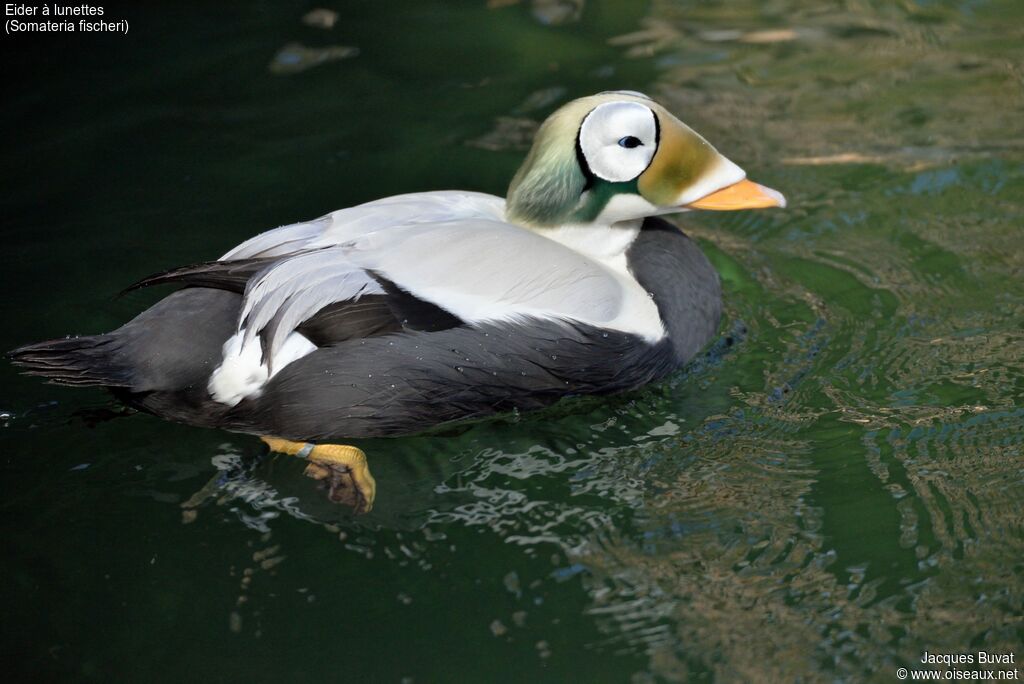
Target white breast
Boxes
[531,219,664,342]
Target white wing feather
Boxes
[221,191,505,260]
[239,248,383,355]
[208,191,664,404]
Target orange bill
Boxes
[686,179,786,210]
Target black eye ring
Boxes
[618,136,643,149]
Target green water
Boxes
[2,1,1023,681]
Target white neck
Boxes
[531,219,642,274]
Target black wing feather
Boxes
[121,258,276,295]
[122,260,466,350]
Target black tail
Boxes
[8,335,133,388]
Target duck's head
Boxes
[505,91,785,227]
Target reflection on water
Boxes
[268,43,359,75]
[1,0,1022,681]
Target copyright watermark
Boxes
[897,651,1018,680]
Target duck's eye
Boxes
[580,102,657,182]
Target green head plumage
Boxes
[505,91,785,227]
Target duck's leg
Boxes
[260,436,376,513]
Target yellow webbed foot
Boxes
[260,437,376,513]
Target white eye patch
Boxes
[578,101,658,183]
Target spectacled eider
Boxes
[11,91,785,512]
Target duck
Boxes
[10,91,784,512]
